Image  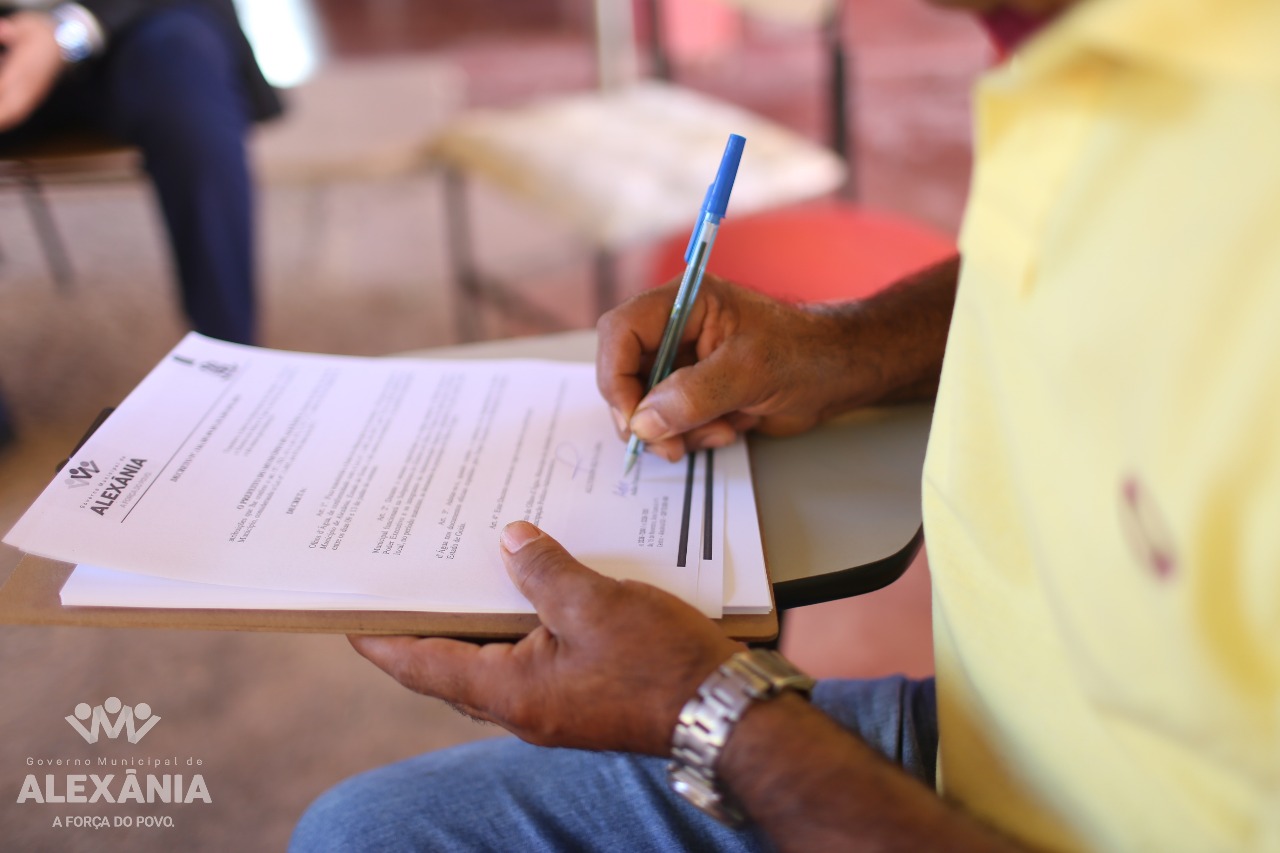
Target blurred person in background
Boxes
[0,0,281,443]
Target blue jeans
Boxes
[290,676,937,852]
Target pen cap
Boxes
[706,134,745,219]
[684,134,746,262]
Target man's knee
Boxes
[290,744,511,852]
[114,6,234,78]
[107,5,247,140]
[290,771,400,853]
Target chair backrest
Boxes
[603,0,853,192]
[713,0,839,28]
[595,0,840,88]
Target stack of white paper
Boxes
[3,335,771,618]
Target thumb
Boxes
[630,342,765,443]
[500,521,607,631]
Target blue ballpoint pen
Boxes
[622,133,745,475]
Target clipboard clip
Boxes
[56,407,115,474]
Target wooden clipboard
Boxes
[1,389,777,641]
[0,554,778,641]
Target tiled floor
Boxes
[0,2,984,849]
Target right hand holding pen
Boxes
[597,275,865,462]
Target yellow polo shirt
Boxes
[924,0,1280,849]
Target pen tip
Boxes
[622,454,636,477]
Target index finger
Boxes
[595,281,710,422]
[349,633,514,713]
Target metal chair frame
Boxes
[0,160,75,291]
[0,136,139,291]
[441,0,855,341]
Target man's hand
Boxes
[352,520,1024,853]
[0,11,64,132]
[350,521,742,756]
[598,259,961,463]
[597,275,866,463]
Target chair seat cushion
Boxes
[0,132,139,183]
[430,81,847,247]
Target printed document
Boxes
[5,335,770,617]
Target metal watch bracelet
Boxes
[667,649,816,826]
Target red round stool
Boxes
[648,199,956,302]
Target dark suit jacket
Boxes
[2,0,283,122]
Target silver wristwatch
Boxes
[668,649,816,825]
[51,4,102,65]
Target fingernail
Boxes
[610,407,628,436]
[501,521,541,553]
[659,444,683,462]
[631,408,669,441]
[701,428,735,450]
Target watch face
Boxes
[56,19,93,64]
